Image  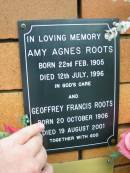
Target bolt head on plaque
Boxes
[21,23,26,29]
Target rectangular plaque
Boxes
[18,19,119,152]
[53,157,113,173]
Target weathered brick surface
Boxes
[119,84,130,124]
[0,0,77,38]
[0,43,22,90]
[0,92,24,130]
[48,151,78,163]
[120,38,130,83]
[81,0,130,20]
[81,0,130,34]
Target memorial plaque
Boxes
[18,19,119,152]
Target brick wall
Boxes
[0,0,130,172]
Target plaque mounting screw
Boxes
[113,22,116,26]
[107,159,113,165]
[111,138,116,144]
[21,23,26,29]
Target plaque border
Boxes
[21,21,118,151]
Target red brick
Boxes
[0,0,77,38]
[81,0,130,20]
